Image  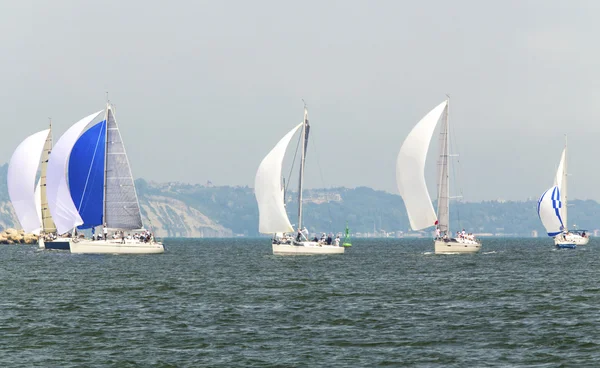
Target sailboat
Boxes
[46,103,164,254]
[537,137,589,249]
[396,98,481,254]
[254,104,344,255]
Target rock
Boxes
[0,229,39,244]
[4,228,18,236]
[23,234,38,244]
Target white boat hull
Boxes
[272,241,344,255]
[554,233,590,246]
[70,239,164,254]
[434,239,481,254]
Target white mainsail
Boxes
[255,122,303,234]
[7,129,51,234]
[40,125,56,233]
[46,110,103,235]
[396,100,448,231]
[34,179,42,235]
[537,185,564,236]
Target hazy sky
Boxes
[1,0,599,202]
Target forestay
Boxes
[255,123,303,234]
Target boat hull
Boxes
[40,237,72,250]
[556,243,576,249]
[434,239,481,254]
[70,239,164,254]
[554,234,589,246]
[272,242,344,255]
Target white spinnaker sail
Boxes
[396,100,448,231]
[255,123,303,234]
[7,129,50,234]
[537,185,564,237]
[46,110,103,235]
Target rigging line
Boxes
[449,114,462,230]
[309,131,334,233]
[284,129,302,198]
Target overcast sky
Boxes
[1,0,598,202]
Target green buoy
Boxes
[343,222,352,247]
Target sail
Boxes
[40,128,56,233]
[554,148,565,189]
[47,110,103,235]
[537,185,564,236]
[436,104,450,234]
[396,100,448,231]
[554,146,567,229]
[297,108,310,230]
[255,123,303,234]
[68,120,107,228]
[7,129,50,234]
[104,107,144,229]
[34,179,42,235]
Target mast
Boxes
[436,98,450,235]
[297,102,310,231]
[102,102,109,229]
[563,135,568,230]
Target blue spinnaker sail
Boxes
[537,185,564,237]
[68,120,106,229]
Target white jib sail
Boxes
[554,148,565,189]
[7,129,50,234]
[537,185,564,237]
[396,100,448,231]
[46,110,103,235]
[554,147,567,228]
[255,122,303,234]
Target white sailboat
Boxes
[396,98,481,254]
[254,104,344,255]
[46,104,164,254]
[7,123,70,249]
[538,137,589,249]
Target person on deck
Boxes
[103,224,108,241]
[302,227,309,241]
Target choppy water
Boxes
[1,238,600,367]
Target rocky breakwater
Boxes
[0,228,38,244]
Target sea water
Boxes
[1,237,599,367]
